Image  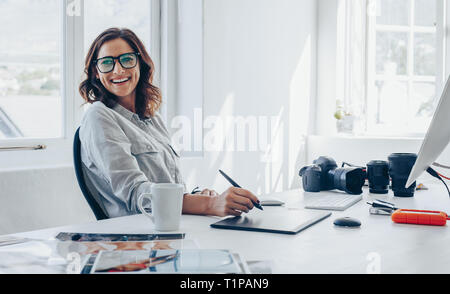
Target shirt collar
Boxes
[112,102,139,121]
[112,102,153,123]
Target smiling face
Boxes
[95,38,140,103]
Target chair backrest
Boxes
[73,127,108,220]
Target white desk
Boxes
[8,183,450,274]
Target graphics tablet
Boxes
[210,209,331,235]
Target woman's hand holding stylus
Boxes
[207,187,260,217]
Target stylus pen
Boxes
[218,169,263,211]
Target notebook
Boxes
[210,209,331,235]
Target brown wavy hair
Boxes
[79,28,161,117]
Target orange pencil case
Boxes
[391,209,449,226]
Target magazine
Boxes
[0,238,196,274]
[57,239,197,256]
[74,239,198,274]
[0,240,89,274]
[90,249,243,274]
[0,236,32,247]
[55,232,185,242]
[246,260,274,274]
[232,253,251,274]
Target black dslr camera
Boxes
[299,156,365,195]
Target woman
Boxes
[79,28,259,218]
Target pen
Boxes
[218,169,263,211]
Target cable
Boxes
[341,162,355,167]
[433,162,450,169]
[426,167,450,198]
[438,177,450,198]
[436,172,450,181]
[341,162,366,171]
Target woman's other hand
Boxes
[198,188,219,196]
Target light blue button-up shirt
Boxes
[79,101,185,218]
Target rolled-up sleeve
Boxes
[80,107,152,215]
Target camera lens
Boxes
[328,167,365,195]
[367,160,389,194]
[388,153,417,197]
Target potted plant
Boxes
[334,100,355,134]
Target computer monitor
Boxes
[406,76,450,188]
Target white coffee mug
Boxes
[137,183,184,231]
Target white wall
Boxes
[307,135,423,167]
[178,0,317,195]
[0,166,95,235]
[315,0,341,137]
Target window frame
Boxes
[0,0,161,170]
[364,0,446,137]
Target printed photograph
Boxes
[91,249,242,274]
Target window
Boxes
[365,0,443,136]
[0,0,62,139]
[84,0,152,53]
[0,0,160,169]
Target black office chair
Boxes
[73,127,108,220]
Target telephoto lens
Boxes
[366,160,389,194]
[388,153,417,197]
[327,167,366,195]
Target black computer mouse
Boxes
[333,217,361,227]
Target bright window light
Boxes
[366,0,440,136]
[0,0,62,139]
[84,0,151,54]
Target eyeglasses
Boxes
[95,52,140,73]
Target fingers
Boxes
[210,187,260,217]
[222,187,260,216]
[227,200,251,213]
[229,187,259,206]
[225,208,242,217]
[231,194,254,210]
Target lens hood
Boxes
[329,167,365,195]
